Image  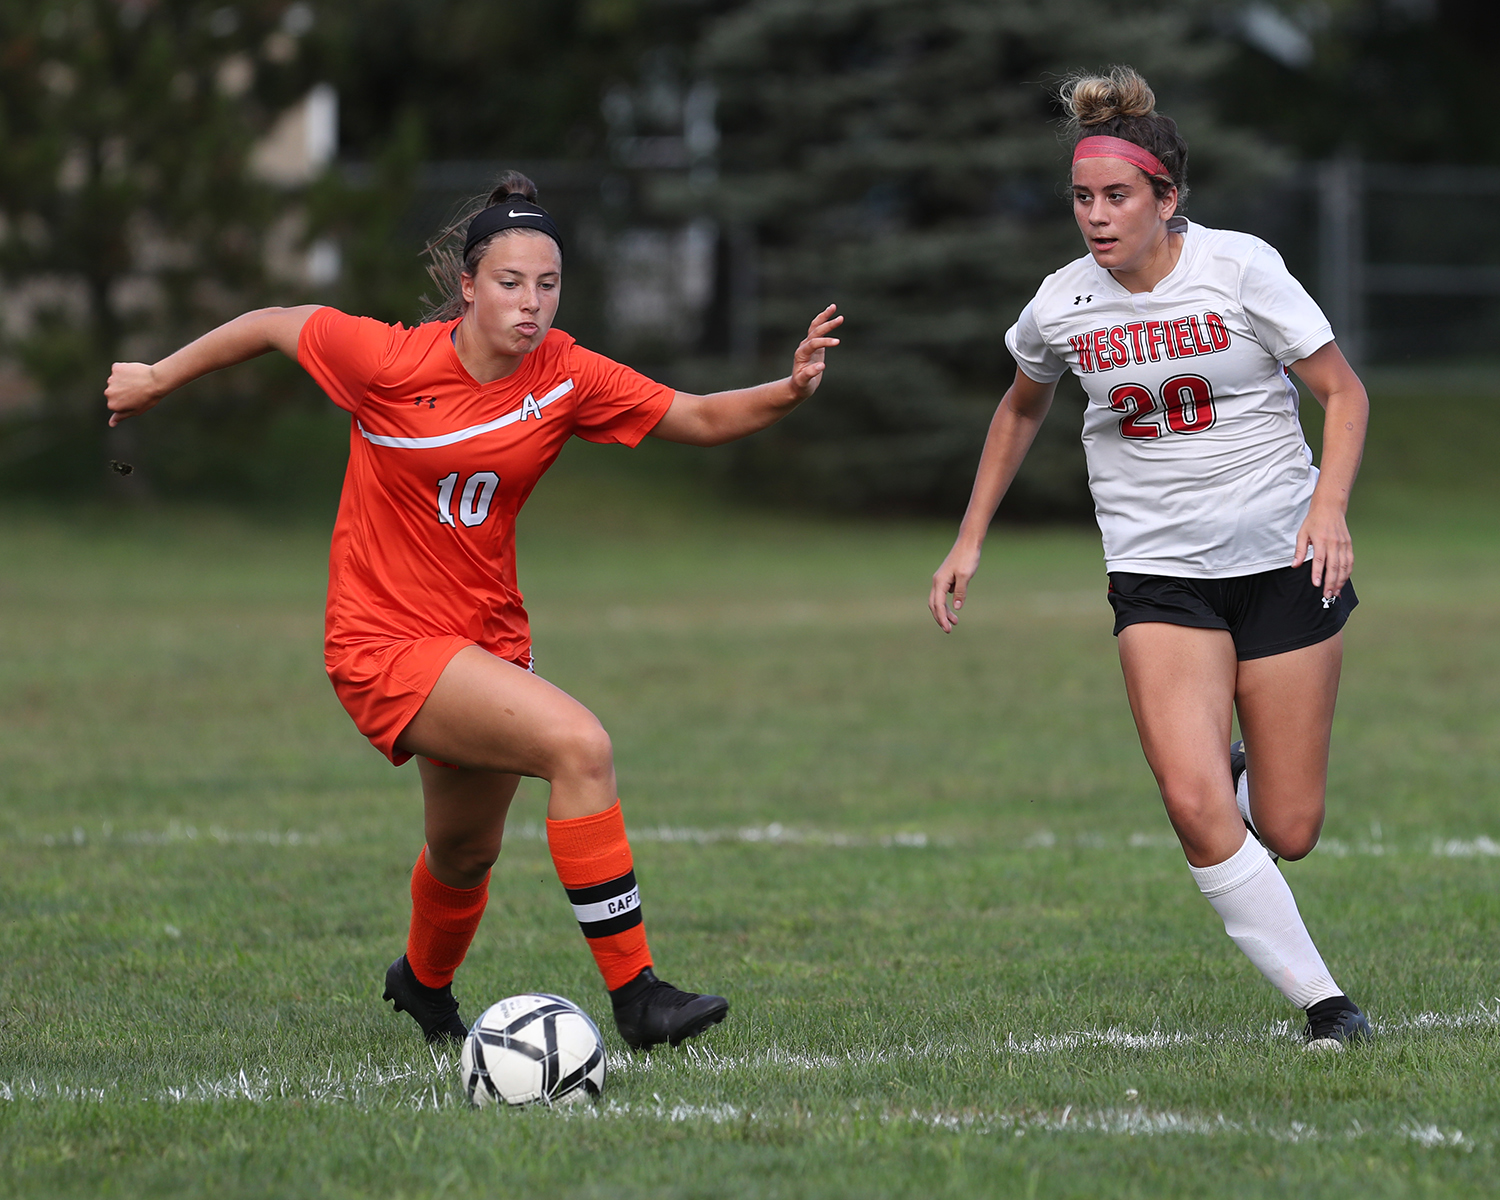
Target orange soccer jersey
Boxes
[297,308,675,762]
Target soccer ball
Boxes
[459,993,607,1107]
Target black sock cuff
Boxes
[609,967,656,1005]
[402,956,455,999]
[1305,994,1353,1019]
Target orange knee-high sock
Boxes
[547,802,652,991]
[406,849,489,988]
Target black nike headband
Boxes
[463,194,564,262]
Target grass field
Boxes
[2,388,1498,1198]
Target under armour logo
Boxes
[412,396,437,409]
[1321,596,1334,609]
[1074,294,1093,305]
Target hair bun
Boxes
[487,170,539,205]
[1062,66,1156,128]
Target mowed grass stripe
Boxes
[2,449,1498,1197]
[6,994,1497,1095]
[9,819,1499,856]
[0,1085,1480,1158]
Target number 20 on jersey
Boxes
[1108,374,1216,440]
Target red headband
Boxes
[1072,135,1170,181]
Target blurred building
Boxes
[253,84,342,287]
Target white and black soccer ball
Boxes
[460,993,606,1107]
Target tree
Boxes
[684,0,1251,515]
[0,0,334,497]
[0,0,367,498]
[312,0,709,162]
[1220,0,1500,166]
[0,1,725,501]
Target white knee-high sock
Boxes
[1189,833,1341,1009]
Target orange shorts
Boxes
[325,637,533,765]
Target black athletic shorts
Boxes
[1106,561,1357,661]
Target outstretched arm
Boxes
[105,305,324,426]
[1288,339,1368,599]
[928,369,1059,632]
[648,305,842,447]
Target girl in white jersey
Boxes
[930,67,1373,1050]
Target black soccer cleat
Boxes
[609,968,729,1050]
[1303,995,1372,1052]
[1230,739,1278,863]
[382,955,468,1045]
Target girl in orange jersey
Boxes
[105,171,841,1049]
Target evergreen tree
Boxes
[315,0,706,161]
[689,0,1247,514]
[0,0,717,500]
[1222,0,1500,166]
[0,1,325,496]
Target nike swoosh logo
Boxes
[509,210,536,218]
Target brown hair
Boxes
[1058,66,1189,207]
[421,170,556,322]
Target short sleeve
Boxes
[566,345,676,446]
[297,307,402,413]
[1239,244,1334,365]
[1004,302,1069,384]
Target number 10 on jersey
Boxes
[436,471,500,527]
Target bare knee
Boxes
[1249,782,1326,861]
[426,838,500,888]
[1161,795,1221,844]
[1157,772,1225,829]
[545,716,614,786]
[1259,812,1323,861]
[1156,772,1241,861]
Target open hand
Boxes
[1293,496,1353,599]
[789,305,842,400]
[929,539,983,633]
[105,362,163,427]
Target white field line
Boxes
[0,1058,455,1113]
[1429,836,1500,858]
[509,820,937,849]
[5,1001,1495,1117]
[13,820,935,852]
[0,1068,1472,1149]
[606,999,1500,1080]
[12,820,1499,858]
[20,821,329,849]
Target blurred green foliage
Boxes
[310,0,697,162]
[4,0,1496,512]
[679,0,1248,515]
[0,0,676,505]
[0,0,313,497]
[1218,0,1500,165]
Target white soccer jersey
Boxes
[1005,218,1335,578]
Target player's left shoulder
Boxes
[1181,219,1269,254]
[1188,222,1284,279]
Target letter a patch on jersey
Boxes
[519,393,544,422]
